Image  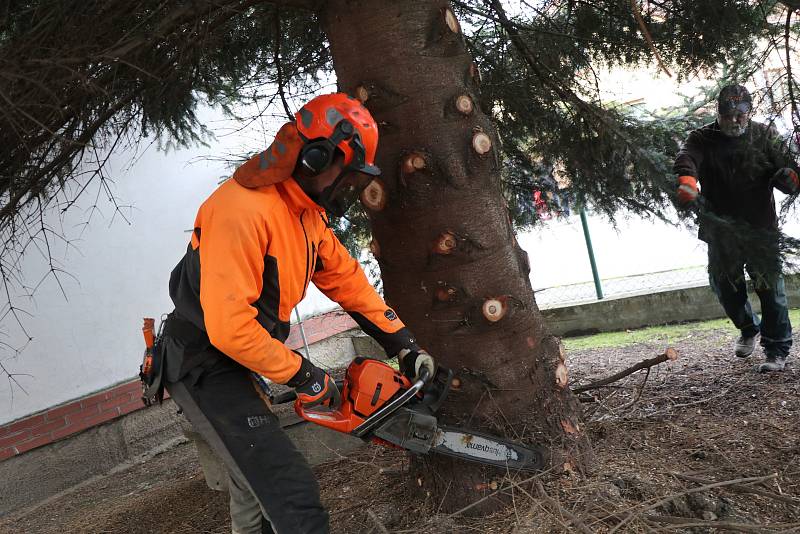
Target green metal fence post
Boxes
[579,206,604,300]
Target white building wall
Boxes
[0,109,339,425]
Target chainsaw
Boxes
[262,357,546,471]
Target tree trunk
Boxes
[323,0,591,513]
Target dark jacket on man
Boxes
[673,120,797,241]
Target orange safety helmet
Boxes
[232,93,381,216]
[295,93,381,177]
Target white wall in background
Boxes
[0,109,337,425]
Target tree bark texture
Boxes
[323,0,591,512]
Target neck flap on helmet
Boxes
[233,122,304,189]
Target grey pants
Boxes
[228,468,270,534]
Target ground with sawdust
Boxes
[2,322,800,533]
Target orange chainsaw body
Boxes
[289,358,546,471]
[294,357,412,433]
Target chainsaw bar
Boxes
[432,426,546,471]
[372,408,546,471]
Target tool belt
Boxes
[139,315,168,406]
[142,310,221,405]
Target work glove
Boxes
[771,167,800,195]
[676,175,699,206]
[287,358,341,409]
[398,348,435,382]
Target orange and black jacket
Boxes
[168,176,417,384]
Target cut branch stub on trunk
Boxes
[471,131,492,155]
[428,230,487,265]
[433,231,457,255]
[369,238,380,258]
[560,418,580,435]
[468,62,482,86]
[401,151,427,174]
[455,94,474,115]
[434,283,459,303]
[555,362,569,389]
[443,7,461,34]
[347,81,408,114]
[361,178,387,211]
[355,84,370,103]
[426,6,464,54]
[481,296,508,322]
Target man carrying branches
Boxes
[674,84,798,373]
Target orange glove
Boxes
[676,175,699,205]
[771,168,799,195]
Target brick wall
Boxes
[0,309,358,462]
[0,381,144,461]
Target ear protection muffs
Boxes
[299,120,356,175]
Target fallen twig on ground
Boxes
[534,480,594,534]
[644,374,748,418]
[366,509,390,534]
[616,367,652,412]
[572,348,677,394]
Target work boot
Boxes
[756,354,787,373]
[734,335,757,358]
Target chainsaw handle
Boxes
[418,366,431,383]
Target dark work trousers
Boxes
[164,338,329,534]
[708,242,793,357]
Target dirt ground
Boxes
[2,324,800,533]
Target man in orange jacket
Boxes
[162,93,433,534]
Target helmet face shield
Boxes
[315,128,380,216]
[318,170,375,216]
[720,101,752,115]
